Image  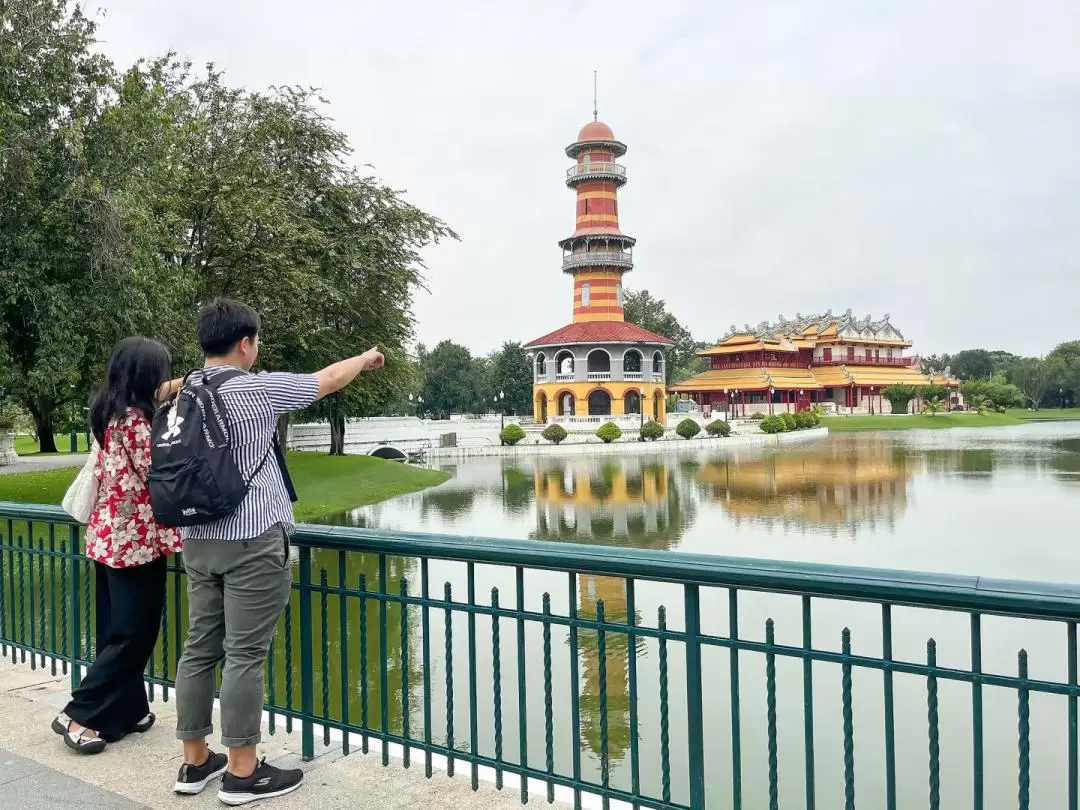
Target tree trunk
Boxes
[328,394,345,456]
[276,413,291,449]
[28,401,58,453]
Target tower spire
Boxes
[593,70,598,121]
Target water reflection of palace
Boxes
[531,459,688,764]
[695,438,913,534]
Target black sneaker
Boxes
[173,749,228,795]
[218,759,304,806]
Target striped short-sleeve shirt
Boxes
[181,365,320,542]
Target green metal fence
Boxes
[2,500,1080,809]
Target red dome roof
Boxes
[577,120,616,143]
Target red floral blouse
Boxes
[86,409,182,568]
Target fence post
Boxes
[69,526,81,691]
[299,546,315,760]
[684,584,706,807]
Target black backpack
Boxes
[148,368,293,527]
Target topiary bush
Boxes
[760,415,784,434]
[676,418,702,439]
[748,412,765,421]
[541,423,568,445]
[781,412,797,431]
[706,419,731,437]
[595,422,622,443]
[794,411,814,430]
[499,424,526,446]
[809,408,821,426]
[640,420,664,441]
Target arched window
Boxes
[623,350,642,374]
[587,349,611,375]
[588,389,612,416]
[581,282,591,308]
[556,351,575,376]
[624,390,640,414]
[535,352,546,379]
[652,351,664,374]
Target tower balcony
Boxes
[565,162,627,187]
[561,250,634,272]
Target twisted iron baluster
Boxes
[927,639,940,810]
[1018,649,1030,810]
[766,619,778,810]
[841,628,855,810]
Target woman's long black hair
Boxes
[88,337,172,445]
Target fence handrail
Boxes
[5,500,1078,621]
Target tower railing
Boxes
[561,251,633,271]
[565,162,627,181]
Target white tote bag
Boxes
[61,444,100,523]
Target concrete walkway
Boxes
[0,659,551,809]
[0,454,86,475]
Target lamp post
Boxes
[69,385,78,453]
[868,386,875,416]
[417,395,424,418]
[0,386,6,416]
[498,390,505,430]
[769,386,775,416]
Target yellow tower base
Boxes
[533,381,667,424]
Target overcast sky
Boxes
[92,0,1080,358]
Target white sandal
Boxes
[51,713,106,755]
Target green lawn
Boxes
[0,452,449,522]
[822,412,1026,432]
[13,433,90,456]
[1006,408,1080,421]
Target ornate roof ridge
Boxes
[718,309,906,343]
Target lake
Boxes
[308,421,1080,808]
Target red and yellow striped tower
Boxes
[525,110,673,425]
[561,120,634,322]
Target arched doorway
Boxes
[588,389,612,416]
[537,392,548,422]
[556,351,575,377]
[623,350,642,374]
[535,352,546,380]
[652,352,664,377]
[557,391,575,417]
[653,390,663,420]
[624,390,640,414]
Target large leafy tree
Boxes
[948,349,996,381]
[1008,357,1059,409]
[419,340,481,418]
[486,341,532,415]
[1049,341,1080,407]
[0,0,116,450]
[622,289,704,383]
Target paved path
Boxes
[0,747,148,808]
[0,659,557,810]
[0,454,85,475]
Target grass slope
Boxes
[1006,408,1080,421]
[822,412,1025,432]
[13,434,91,456]
[0,452,449,522]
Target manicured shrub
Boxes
[640,420,665,441]
[676,418,702,439]
[781,412,797,431]
[760,415,784,434]
[748,412,765,421]
[706,419,731,437]
[499,424,526,446]
[794,411,814,430]
[809,408,821,426]
[596,422,622,443]
[541,423,568,445]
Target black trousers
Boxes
[64,555,167,741]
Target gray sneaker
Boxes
[218,758,304,806]
[173,750,228,795]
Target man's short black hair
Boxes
[197,298,261,357]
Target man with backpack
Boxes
[156,299,383,805]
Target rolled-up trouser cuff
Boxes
[176,724,214,741]
[221,732,262,748]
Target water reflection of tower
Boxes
[695,437,913,535]
[531,458,685,764]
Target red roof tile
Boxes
[525,321,674,349]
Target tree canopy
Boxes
[622,289,704,383]
[0,0,454,452]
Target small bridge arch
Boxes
[370,445,408,461]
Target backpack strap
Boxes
[198,367,298,502]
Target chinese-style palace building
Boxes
[672,310,959,416]
[525,117,673,424]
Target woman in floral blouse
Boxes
[53,337,182,754]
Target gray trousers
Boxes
[174,526,292,748]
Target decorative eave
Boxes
[565,139,628,158]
